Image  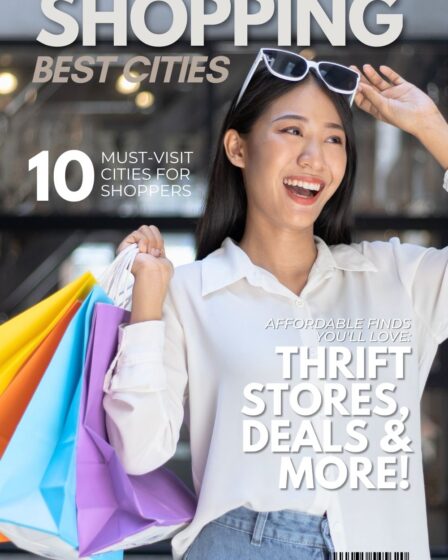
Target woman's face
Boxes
[228,78,348,234]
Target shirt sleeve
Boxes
[390,236,448,345]
[102,287,189,475]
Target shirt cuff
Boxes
[443,169,448,193]
[103,320,167,394]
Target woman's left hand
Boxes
[350,64,441,137]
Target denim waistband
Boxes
[210,506,333,551]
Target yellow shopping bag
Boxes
[0,272,95,395]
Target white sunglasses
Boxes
[236,48,361,108]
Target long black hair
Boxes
[195,65,357,260]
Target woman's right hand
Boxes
[118,224,173,279]
[118,225,174,322]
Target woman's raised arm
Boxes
[351,65,448,346]
[350,63,448,170]
[103,225,188,475]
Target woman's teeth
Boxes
[283,178,323,198]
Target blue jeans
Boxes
[183,506,335,559]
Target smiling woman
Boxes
[223,80,348,228]
[196,54,358,268]
[194,58,358,298]
[103,49,448,560]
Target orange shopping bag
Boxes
[0,300,81,457]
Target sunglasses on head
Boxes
[235,48,361,108]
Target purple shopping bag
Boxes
[76,303,196,556]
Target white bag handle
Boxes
[99,243,139,309]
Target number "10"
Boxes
[29,150,95,202]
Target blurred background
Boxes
[0,0,447,557]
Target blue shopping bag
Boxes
[0,284,122,560]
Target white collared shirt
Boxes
[103,233,448,560]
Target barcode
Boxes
[330,554,410,560]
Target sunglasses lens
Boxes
[319,63,358,92]
[263,49,308,79]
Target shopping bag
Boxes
[0,299,79,556]
[0,245,140,559]
[76,302,196,556]
[0,271,95,395]
[0,300,81,457]
[0,285,113,558]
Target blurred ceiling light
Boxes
[135,91,155,109]
[116,72,140,95]
[0,72,18,95]
[299,49,316,60]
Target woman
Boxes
[103,49,448,560]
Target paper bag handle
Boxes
[99,243,139,309]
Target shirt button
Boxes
[294,297,304,307]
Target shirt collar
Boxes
[201,235,378,297]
